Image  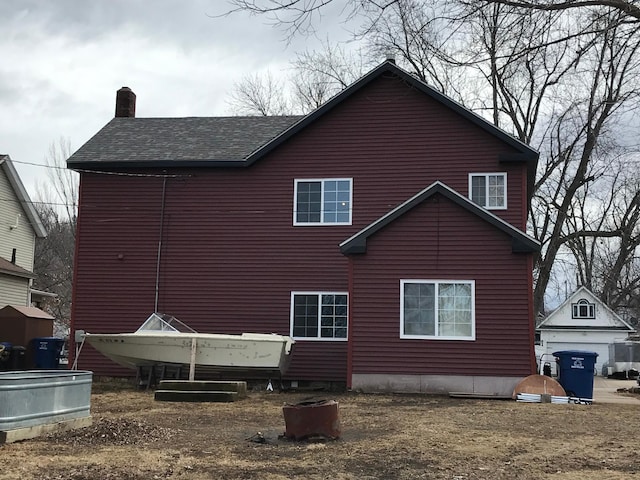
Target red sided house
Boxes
[67,61,540,395]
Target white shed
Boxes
[536,286,635,376]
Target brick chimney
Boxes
[115,87,136,117]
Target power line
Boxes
[0,196,76,208]
[11,158,190,178]
[10,159,69,170]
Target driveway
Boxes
[593,376,640,405]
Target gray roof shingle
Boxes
[67,61,537,187]
[67,116,302,168]
[0,256,36,279]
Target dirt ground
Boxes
[1,378,639,480]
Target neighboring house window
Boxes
[400,280,475,340]
[294,179,352,225]
[291,292,348,340]
[572,299,595,319]
[469,173,507,209]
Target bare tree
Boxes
[227,43,369,115]
[33,138,78,328]
[481,0,640,21]
[228,0,640,319]
[529,10,640,314]
[42,138,78,228]
[290,42,371,111]
[228,0,640,25]
[227,70,292,115]
[33,204,75,329]
[226,0,402,37]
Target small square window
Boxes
[294,179,352,225]
[469,173,506,209]
[291,292,348,340]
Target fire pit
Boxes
[282,399,340,441]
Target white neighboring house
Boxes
[536,286,635,376]
[0,155,47,308]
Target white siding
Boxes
[0,273,30,307]
[540,287,630,329]
[538,330,629,376]
[0,167,36,270]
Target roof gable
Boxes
[538,286,634,331]
[340,181,540,255]
[0,155,46,238]
[245,62,537,169]
[67,61,538,189]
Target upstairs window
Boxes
[294,179,352,225]
[572,299,595,319]
[291,292,348,340]
[400,280,475,340]
[469,173,506,209]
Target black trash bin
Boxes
[553,350,598,399]
[31,337,65,369]
[10,346,27,370]
[0,342,11,371]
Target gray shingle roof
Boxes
[67,60,538,190]
[67,116,302,168]
[0,256,36,279]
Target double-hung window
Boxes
[294,179,352,225]
[291,292,348,340]
[469,173,506,209]
[400,280,475,340]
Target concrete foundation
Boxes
[1,416,92,444]
[351,374,523,396]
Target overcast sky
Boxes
[0,0,358,198]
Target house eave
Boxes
[69,159,247,170]
[0,267,36,280]
[537,325,635,332]
[0,155,47,238]
[340,181,541,255]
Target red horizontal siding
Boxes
[349,194,533,377]
[72,73,530,381]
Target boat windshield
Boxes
[135,313,198,333]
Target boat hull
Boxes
[84,332,294,375]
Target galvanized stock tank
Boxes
[0,370,92,431]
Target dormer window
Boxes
[469,173,506,209]
[572,299,595,319]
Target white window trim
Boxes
[572,299,596,319]
[290,291,349,341]
[400,279,476,341]
[468,173,507,210]
[293,178,353,226]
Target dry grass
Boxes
[1,378,639,479]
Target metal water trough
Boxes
[0,370,92,443]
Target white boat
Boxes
[79,313,295,377]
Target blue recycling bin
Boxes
[31,337,65,369]
[553,350,598,399]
